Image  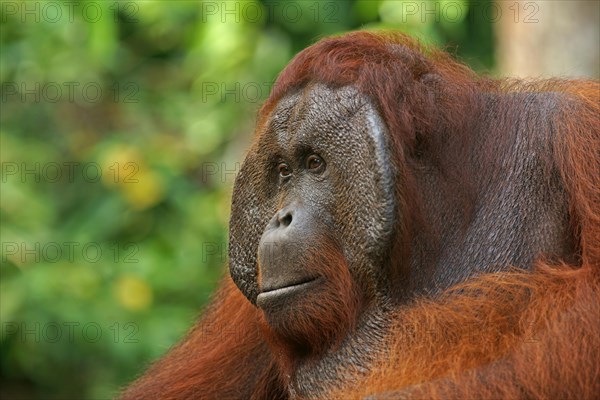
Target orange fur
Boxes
[119,277,286,400]
[335,263,600,399]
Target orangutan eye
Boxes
[278,162,292,178]
[306,155,325,172]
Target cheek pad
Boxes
[325,105,396,270]
[229,149,275,304]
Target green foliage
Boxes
[0,1,493,398]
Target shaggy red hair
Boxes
[120,32,599,399]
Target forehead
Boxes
[264,84,374,150]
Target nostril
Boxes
[278,211,293,227]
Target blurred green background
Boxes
[1,0,495,398]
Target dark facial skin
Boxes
[229,83,396,310]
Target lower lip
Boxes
[257,278,320,309]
